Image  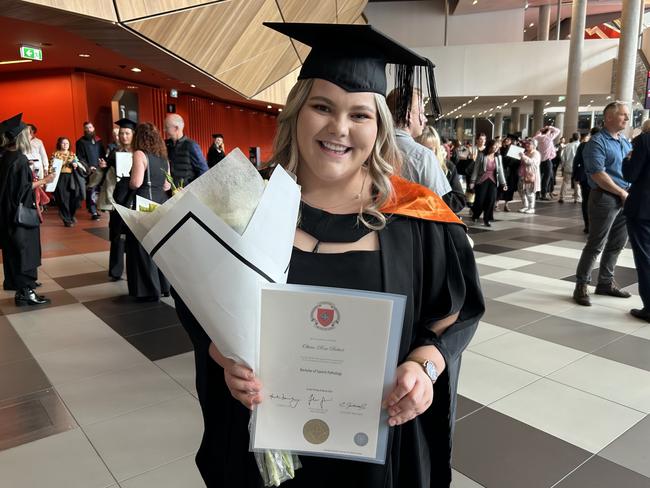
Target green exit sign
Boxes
[20,46,42,61]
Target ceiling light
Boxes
[190,84,196,88]
[589,99,594,103]
[522,95,528,99]
[278,108,283,112]
[545,102,550,106]
[267,105,272,109]
[523,29,527,33]
[529,23,535,27]
[503,102,509,106]
[524,3,529,8]
[472,0,478,4]
[606,95,612,99]
[512,99,518,103]
[130,67,141,72]
[475,96,479,100]
[0,59,33,65]
[78,53,91,58]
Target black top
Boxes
[207,145,225,168]
[135,153,169,204]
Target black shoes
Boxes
[15,288,51,307]
[484,222,492,227]
[108,275,122,282]
[91,213,101,221]
[630,309,650,322]
[594,282,632,298]
[572,284,591,306]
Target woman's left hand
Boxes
[382,361,434,427]
[503,185,508,191]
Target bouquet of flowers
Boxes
[115,148,302,486]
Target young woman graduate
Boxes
[172,23,484,488]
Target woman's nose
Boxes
[327,115,349,137]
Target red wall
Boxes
[0,69,81,157]
[0,69,278,162]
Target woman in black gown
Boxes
[0,113,54,305]
[125,122,171,301]
[173,23,484,488]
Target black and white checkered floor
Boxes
[1,199,649,488]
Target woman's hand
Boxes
[383,361,434,427]
[469,183,475,190]
[43,173,56,185]
[502,185,508,191]
[98,158,107,169]
[72,162,78,170]
[223,359,263,410]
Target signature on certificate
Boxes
[339,401,368,411]
[307,393,333,410]
[269,393,301,408]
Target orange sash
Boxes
[380,175,464,225]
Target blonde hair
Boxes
[4,127,32,155]
[641,119,650,133]
[270,79,402,230]
[416,126,447,173]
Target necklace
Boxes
[301,170,369,212]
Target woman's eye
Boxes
[313,105,330,113]
[352,113,371,121]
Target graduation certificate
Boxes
[251,283,406,464]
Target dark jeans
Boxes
[540,159,553,197]
[86,184,99,215]
[56,173,80,224]
[626,219,650,310]
[579,182,591,231]
[472,180,497,224]
[575,189,628,285]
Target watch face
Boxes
[425,361,437,381]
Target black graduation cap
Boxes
[115,118,137,131]
[212,133,224,139]
[264,22,441,120]
[0,113,27,139]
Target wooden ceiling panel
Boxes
[253,68,300,105]
[21,0,117,21]
[214,0,286,73]
[218,42,297,98]
[127,0,281,76]
[115,0,213,22]
[257,43,303,96]
[277,0,336,23]
[337,0,367,24]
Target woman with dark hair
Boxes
[125,122,171,301]
[0,113,54,304]
[469,139,506,226]
[50,136,86,226]
[498,136,520,211]
[171,22,484,488]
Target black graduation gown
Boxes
[499,146,520,202]
[125,153,170,298]
[207,146,225,168]
[173,206,484,488]
[0,151,41,289]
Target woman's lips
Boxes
[319,140,351,157]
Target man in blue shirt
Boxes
[165,114,209,187]
[573,102,632,306]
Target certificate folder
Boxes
[251,283,406,464]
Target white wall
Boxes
[417,39,618,97]
[364,1,524,47]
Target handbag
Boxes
[15,184,40,228]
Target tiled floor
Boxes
[1,199,649,488]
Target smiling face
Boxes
[118,128,133,147]
[60,139,70,151]
[296,79,378,186]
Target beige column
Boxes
[538,4,551,41]
[563,0,587,136]
[510,106,521,133]
[533,99,545,134]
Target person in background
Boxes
[0,113,54,304]
[106,126,120,155]
[498,136,520,212]
[469,139,506,226]
[27,124,48,178]
[518,138,541,214]
[559,132,581,204]
[75,121,105,220]
[386,87,452,199]
[126,122,171,301]
[416,126,465,213]
[552,135,566,195]
[101,118,137,281]
[572,129,597,233]
[464,133,486,210]
[50,137,85,227]
[623,123,650,322]
[534,125,561,200]
[164,114,208,187]
[207,133,226,168]
[573,102,632,307]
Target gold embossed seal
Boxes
[302,419,330,444]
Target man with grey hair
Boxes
[573,101,632,306]
[164,113,208,187]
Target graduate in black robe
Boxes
[0,113,53,305]
[207,133,226,168]
[173,23,483,488]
